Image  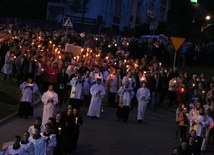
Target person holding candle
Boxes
[41,85,59,126]
[87,78,106,119]
[136,81,150,123]
[168,77,179,108]
[89,65,104,85]
[1,50,15,81]
[63,108,73,154]
[47,61,61,91]
[53,112,65,155]
[105,68,120,107]
[117,80,135,122]
[70,108,83,153]
[70,70,85,111]
[176,81,189,105]
[18,77,39,118]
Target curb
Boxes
[0,112,18,126]
[0,101,41,126]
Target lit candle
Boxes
[58,127,62,135]
[140,76,145,82]
[181,88,184,92]
[41,68,44,72]
[202,90,205,94]
[59,55,61,59]
[108,45,111,48]
[114,43,117,46]
[75,117,78,124]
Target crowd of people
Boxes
[0,23,214,155]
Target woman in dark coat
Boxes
[70,108,83,153]
[53,111,65,155]
[63,108,73,154]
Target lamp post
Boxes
[201,15,212,32]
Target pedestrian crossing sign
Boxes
[63,17,73,27]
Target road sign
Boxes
[170,37,185,52]
[63,17,73,27]
[170,37,186,69]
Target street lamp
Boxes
[206,15,211,20]
[201,15,212,32]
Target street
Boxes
[0,102,213,155]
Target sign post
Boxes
[170,37,186,69]
[63,17,73,40]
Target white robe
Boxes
[5,145,26,155]
[107,74,119,93]
[28,125,45,136]
[196,115,211,137]
[29,136,46,155]
[41,91,58,126]
[41,133,57,155]
[20,141,34,155]
[89,71,104,85]
[136,87,150,120]
[122,76,136,89]
[87,83,106,117]
[117,86,135,106]
[1,55,14,75]
[20,82,38,103]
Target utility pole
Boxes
[81,0,87,32]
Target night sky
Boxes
[198,0,214,14]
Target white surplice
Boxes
[136,87,150,121]
[41,90,58,126]
[29,136,46,155]
[41,133,57,155]
[5,145,26,155]
[87,83,106,117]
[20,141,34,155]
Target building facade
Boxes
[54,0,170,35]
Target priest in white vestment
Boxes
[87,78,106,118]
[136,81,150,123]
[70,71,84,110]
[41,85,59,126]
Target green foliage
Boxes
[0,75,21,120]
